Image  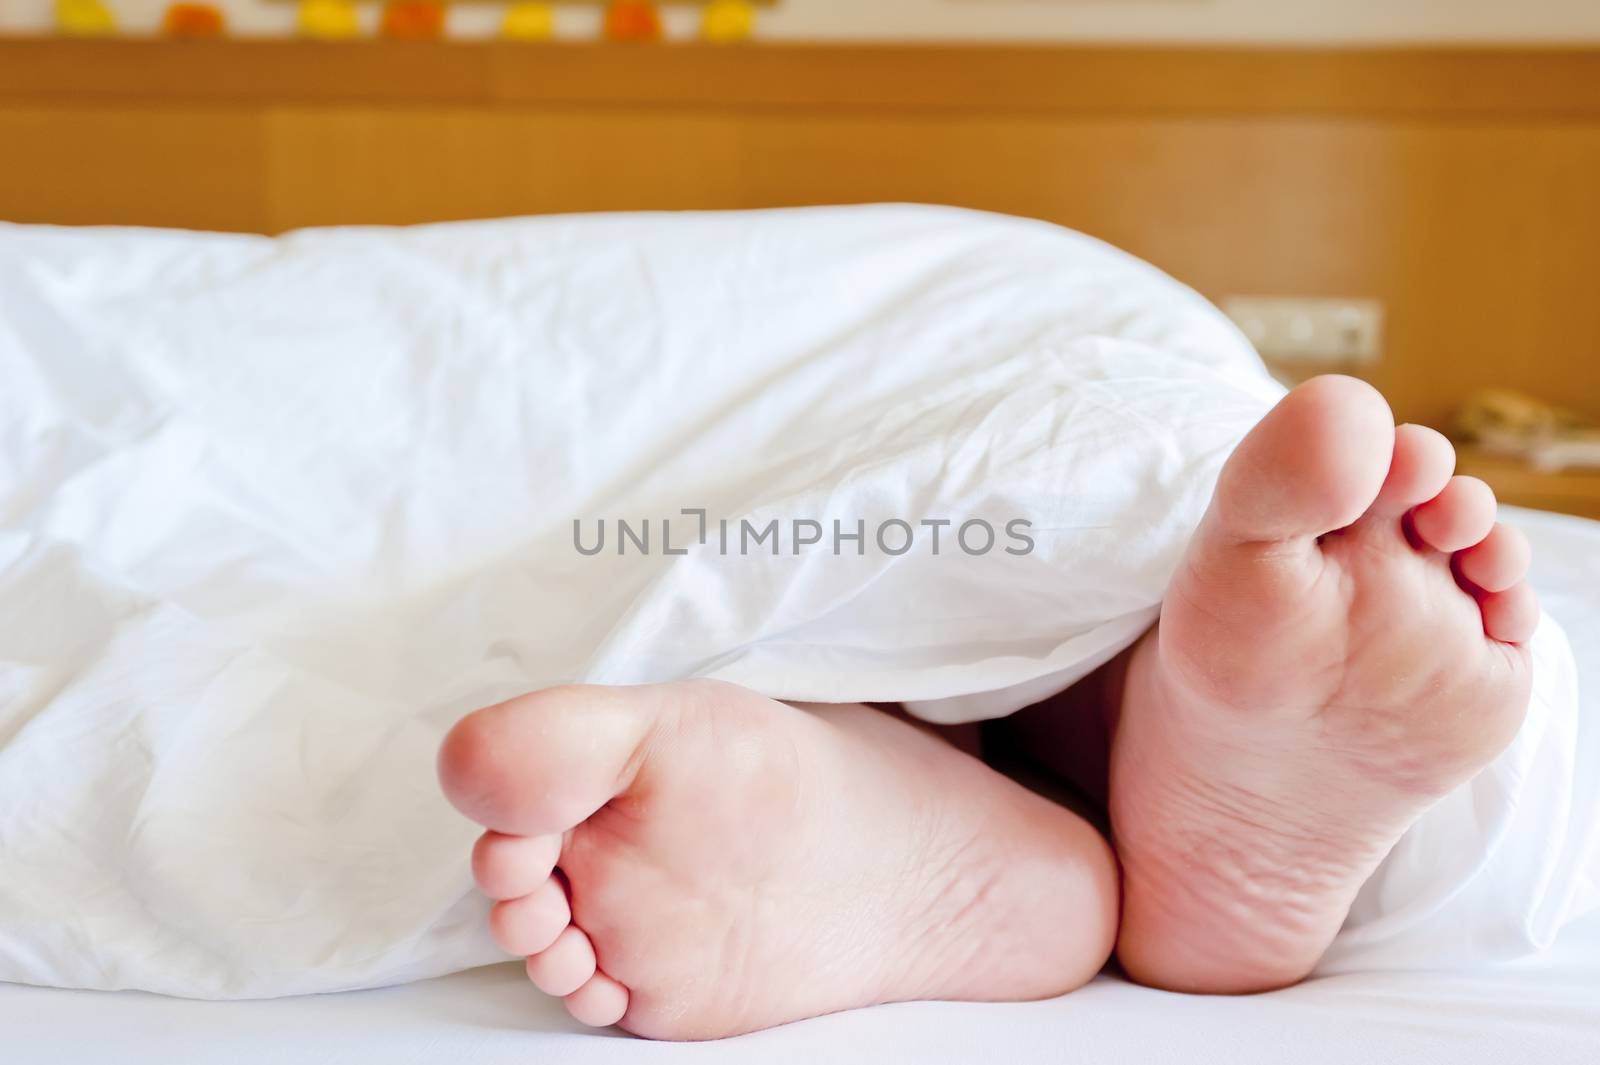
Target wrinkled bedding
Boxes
[11,906,1600,1065]
[0,205,1592,1000]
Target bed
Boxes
[2,40,1598,1063]
[6,501,1598,1061]
[5,498,1599,1061]
[0,319,1595,1059]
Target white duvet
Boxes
[0,205,1593,999]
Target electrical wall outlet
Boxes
[1222,297,1384,365]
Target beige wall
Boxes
[6,0,1600,42]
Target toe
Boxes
[1481,581,1540,644]
[473,832,562,900]
[1210,374,1395,542]
[526,925,598,997]
[438,685,661,836]
[1455,523,1531,594]
[1410,476,1497,553]
[564,972,630,1029]
[489,877,571,956]
[1370,424,1456,517]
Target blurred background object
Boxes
[54,0,118,35]
[379,0,443,38]
[1,0,1596,514]
[602,0,661,41]
[160,1,225,35]
[500,0,553,40]
[700,0,753,42]
[297,0,359,38]
[1456,391,1600,472]
[1452,390,1600,517]
[7,1,1600,43]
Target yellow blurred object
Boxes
[701,0,754,43]
[297,0,360,40]
[501,2,555,41]
[56,0,117,36]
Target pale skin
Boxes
[437,375,1537,1039]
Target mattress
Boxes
[5,503,1598,1059]
[6,910,1598,1063]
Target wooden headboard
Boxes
[2,39,1597,429]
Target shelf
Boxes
[1455,446,1600,521]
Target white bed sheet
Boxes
[4,505,1598,1062]
[5,915,1597,1064]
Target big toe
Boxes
[437,685,660,836]
[1210,374,1396,543]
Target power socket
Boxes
[1222,297,1384,365]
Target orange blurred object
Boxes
[381,1,445,40]
[162,3,225,37]
[604,0,662,42]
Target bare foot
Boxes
[437,681,1117,1039]
[1111,375,1536,993]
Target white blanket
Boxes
[0,206,1592,999]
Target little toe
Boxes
[564,972,630,1029]
[1410,476,1497,553]
[1481,581,1540,645]
[473,831,562,900]
[526,925,598,997]
[489,877,571,956]
[1370,424,1455,517]
[1455,523,1532,594]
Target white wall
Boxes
[6,0,1600,43]
[768,0,1600,44]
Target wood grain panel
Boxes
[0,39,1596,433]
[727,113,1600,427]
[0,106,270,232]
[263,108,744,226]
